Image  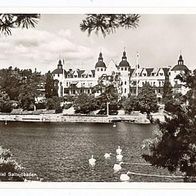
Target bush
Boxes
[36,102,46,110]
[0,146,24,181]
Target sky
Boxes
[0,14,196,73]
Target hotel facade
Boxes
[52,51,190,101]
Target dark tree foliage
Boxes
[80,14,140,37]
[123,83,158,119]
[0,14,40,35]
[142,70,196,182]
[18,71,42,110]
[93,73,121,112]
[162,80,175,112]
[45,71,58,99]
[0,67,44,111]
[137,83,159,114]
[0,91,12,113]
[46,96,62,113]
[122,95,139,114]
[74,93,98,114]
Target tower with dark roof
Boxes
[171,55,189,72]
[119,51,131,96]
[169,54,190,95]
[95,52,107,79]
[52,59,65,97]
[119,51,130,70]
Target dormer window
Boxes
[160,73,163,76]
[143,73,146,76]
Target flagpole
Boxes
[136,52,139,96]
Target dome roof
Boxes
[95,52,106,68]
[119,61,130,67]
[171,55,189,71]
[119,51,130,67]
[52,68,64,75]
[52,59,64,74]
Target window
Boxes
[125,67,127,71]
[143,73,146,76]
[88,89,90,94]
[124,81,127,85]
[160,73,163,76]
[124,88,126,93]
[153,82,156,86]
[97,68,99,71]
[158,89,161,93]
[152,73,155,76]
[121,67,123,71]
[72,90,75,94]
[58,74,59,77]
[101,68,103,71]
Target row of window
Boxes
[135,72,164,77]
[139,81,164,86]
[130,88,163,94]
[97,68,106,71]
[64,88,92,95]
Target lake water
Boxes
[0,122,179,182]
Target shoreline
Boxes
[0,113,155,124]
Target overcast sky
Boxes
[0,14,196,73]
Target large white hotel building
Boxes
[52,51,190,101]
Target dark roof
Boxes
[130,69,135,76]
[91,70,95,77]
[77,70,85,77]
[119,60,130,67]
[52,68,64,75]
[146,68,154,76]
[95,61,106,68]
[95,52,106,68]
[163,68,170,76]
[171,55,189,71]
[119,51,130,67]
[171,64,189,71]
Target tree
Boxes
[0,91,12,113]
[162,80,175,112]
[80,14,140,37]
[45,71,58,99]
[93,72,121,113]
[0,146,24,181]
[137,83,159,116]
[122,95,139,114]
[74,93,98,114]
[46,96,62,113]
[18,70,42,110]
[0,14,40,35]
[142,70,196,182]
[162,80,173,103]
